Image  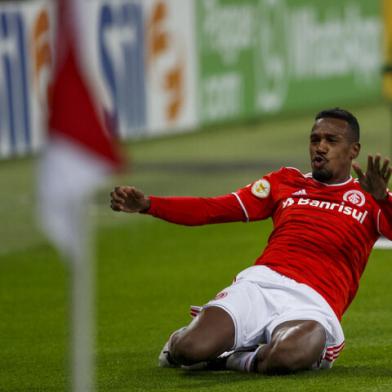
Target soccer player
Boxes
[110,108,392,374]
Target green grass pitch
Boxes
[1,104,392,391]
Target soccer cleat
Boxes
[181,361,209,370]
[206,346,261,372]
[158,327,187,368]
[158,340,179,368]
[204,351,234,371]
[226,345,263,372]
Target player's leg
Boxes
[160,276,268,368]
[224,320,325,374]
[255,319,326,374]
[169,306,235,366]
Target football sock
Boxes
[226,345,263,373]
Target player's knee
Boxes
[170,333,211,365]
[262,341,311,374]
[256,321,326,374]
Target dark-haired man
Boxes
[110,108,392,374]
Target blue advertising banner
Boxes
[0,9,31,156]
[98,1,147,137]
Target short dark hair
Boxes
[315,108,360,142]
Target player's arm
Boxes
[352,155,392,238]
[110,186,245,225]
[110,177,277,226]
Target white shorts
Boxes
[203,266,345,369]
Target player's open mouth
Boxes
[312,156,327,169]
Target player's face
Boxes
[309,117,360,184]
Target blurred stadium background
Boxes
[1,0,392,391]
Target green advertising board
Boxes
[196,0,382,125]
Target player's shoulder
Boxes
[247,167,303,196]
[283,166,306,176]
[270,166,306,180]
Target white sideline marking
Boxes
[374,237,392,249]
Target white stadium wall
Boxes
[0,0,199,159]
[0,0,54,158]
[0,0,383,159]
[143,0,198,137]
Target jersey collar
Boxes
[305,173,354,187]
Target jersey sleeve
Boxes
[232,171,279,221]
[144,170,281,225]
[145,194,245,226]
[376,191,392,240]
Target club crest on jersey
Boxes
[252,179,270,198]
[343,190,365,207]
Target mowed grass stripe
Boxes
[1,201,392,391]
[1,103,392,390]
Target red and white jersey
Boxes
[235,167,392,319]
[146,167,392,320]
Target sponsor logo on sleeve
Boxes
[251,179,270,198]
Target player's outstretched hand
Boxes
[110,186,150,213]
[352,155,391,200]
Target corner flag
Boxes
[37,0,123,390]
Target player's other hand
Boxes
[352,154,391,200]
[110,186,150,213]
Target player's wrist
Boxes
[139,197,151,213]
